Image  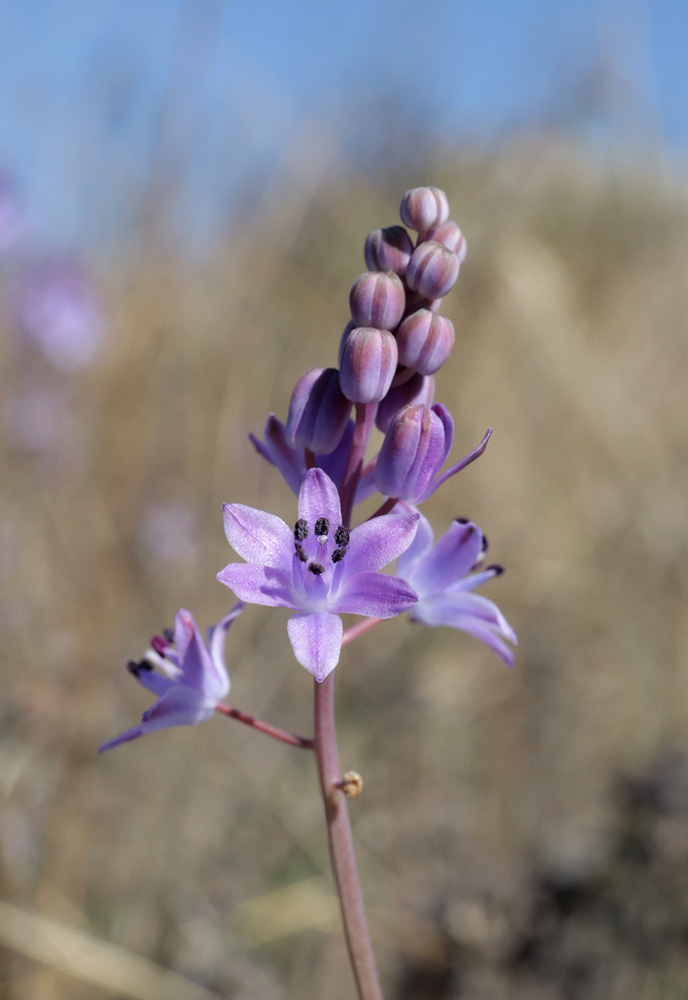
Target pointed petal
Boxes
[406,520,483,594]
[217,563,295,608]
[207,602,243,695]
[396,510,434,577]
[140,685,216,730]
[422,427,492,501]
[298,468,342,527]
[172,609,228,698]
[346,513,419,574]
[262,414,307,494]
[331,571,418,618]
[129,663,174,697]
[411,593,516,666]
[432,403,454,465]
[222,503,293,569]
[287,611,343,682]
[99,724,145,752]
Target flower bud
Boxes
[395,309,455,375]
[400,187,449,234]
[405,241,459,300]
[339,327,398,403]
[375,403,452,502]
[426,221,467,262]
[364,226,413,276]
[349,270,405,330]
[375,372,435,432]
[286,367,352,454]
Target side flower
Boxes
[218,468,419,682]
[396,512,517,666]
[99,605,243,751]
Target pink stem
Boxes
[341,618,382,647]
[314,675,383,1000]
[216,702,314,749]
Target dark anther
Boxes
[331,548,346,563]
[294,541,308,562]
[334,525,350,547]
[308,562,325,575]
[314,517,330,538]
[151,635,169,656]
[294,518,308,541]
[455,516,470,524]
[481,534,489,553]
[127,659,150,675]
[486,564,504,576]
[162,627,175,643]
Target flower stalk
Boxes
[314,674,383,1000]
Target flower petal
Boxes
[130,662,174,697]
[207,602,244,695]
[222,503,293,569]
[405,520,483,595]
[99,724,145,752]
[287,611,343,682]
[217,563,295,608]
[411,593,516,666]
[318,417,354,484]
[98,686,216,752]
[346,512,419,574]
[298,468,342,529]
[331,571,418,618]
[396,509,434,577]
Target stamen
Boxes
[151,635,169,656]
[295,541,308,562]
[294,518,308,541]
[486,564,504,576]
[308,562,325,575]
[331,548,346,563]
[127,659,151,675]
[162,627,175,643]
[455,516,470,524]
[334,525,350,547]
[481,534,489,553]
[314,517,330,540]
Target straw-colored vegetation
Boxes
[1,137,687,998]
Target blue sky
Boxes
[0,0,685,250]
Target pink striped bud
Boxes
[339,327,398,403]
[286,367,352,454]
[375,403,453,502]
[396,309,455,375]
[400,187,449,234]
[375,372,435,432]
[349,270,405,330]
[406,241,459,300]
[364,226,414,276]
[426,221,467,262]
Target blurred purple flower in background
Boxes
[100,605,243,751]
[2,387,68,452]
[139,503,199,563]
[13,258,106,369]
[396,511,517,666]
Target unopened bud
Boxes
[339,327,398,403]
[400,187,449,234]
[286,367,352,454]
[375,372,435,432]
[364,226,414,276]
[406,241,460,300]
[426,221,467,262]
[349,270,405,330]
[396,309,455,375]
[375,403,452,502]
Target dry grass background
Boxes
[1,135,687,999]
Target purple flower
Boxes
[99,605,242,751]
[218,468,419,681]
[13,259,106,370]
[396,512,516,667]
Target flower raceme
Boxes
[396,512,517,666]
[218,468,419,682]
[99,605,243,751]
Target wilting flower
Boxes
[99,605,242,751]
[218,468,419,681]
[396,511,516,666]
[13,259,106,370]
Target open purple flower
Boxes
[99,605,243,751]
[396,512,516,667]
[218,468,419,681]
